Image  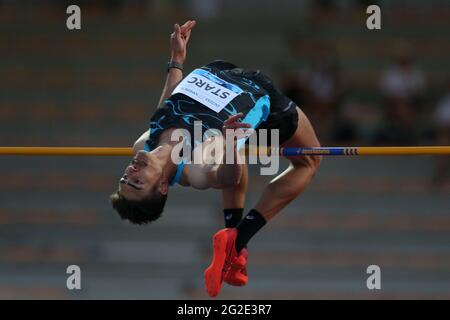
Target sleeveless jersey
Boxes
[144,62,271,153]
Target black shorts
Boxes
[206,60,299,146]
[240,69,299,146]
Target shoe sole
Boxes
[224,274,248,286]
[224,261,248,286]
[204,230,230,298]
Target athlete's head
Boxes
[110,149,170,224]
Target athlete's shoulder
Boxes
[149,102,172,120]
[182,163,212,190]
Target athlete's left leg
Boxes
[221,164,249,287]
[204,107,321,297]
[222,164,248,224]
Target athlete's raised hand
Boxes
[222,113,252,137]
[170,20,196,64]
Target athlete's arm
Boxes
[132,131,149,154]
[132,21,196,154]
[157,20,196,107]
[211,113,252,188]
[185,114,252,190]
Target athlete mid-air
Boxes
[110,20,321,297]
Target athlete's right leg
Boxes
[234,107,321,254]
[254,107,321,220]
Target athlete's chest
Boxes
[191,135,225,166]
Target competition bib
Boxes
[172,68,243,113]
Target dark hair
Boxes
[110,190,168,225]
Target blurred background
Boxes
[0,0,449,299]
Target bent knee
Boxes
[290,143,322,172]
[311,154,322,170]
[292,155,321,172]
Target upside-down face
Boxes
[118,149,167,201]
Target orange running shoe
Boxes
[204,228,239,297]
[224,248,248,286]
